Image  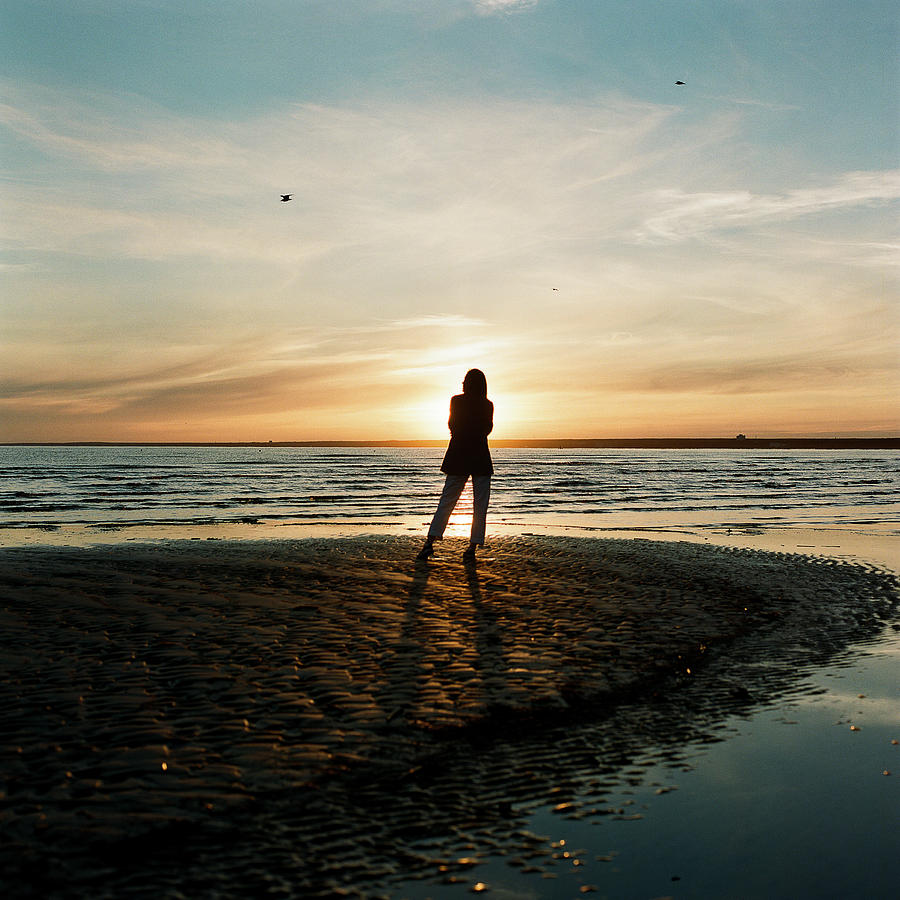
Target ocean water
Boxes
[1,445,897,536]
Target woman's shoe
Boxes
[416,541,435,560]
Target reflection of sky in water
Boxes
[397,628,899,900]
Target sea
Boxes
[1,445,898,543]
[2,444,899,898]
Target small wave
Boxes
[0,502,83,513]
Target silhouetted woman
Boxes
[418,369,493,561]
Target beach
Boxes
[1,534,896,898]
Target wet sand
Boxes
[0,535,896,898]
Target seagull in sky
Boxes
[675,81,685,85]
[280,194,293,202]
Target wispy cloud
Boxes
[0,81,245,173]
[472,0,538,15]
[637,171,900,243]
[0,85,680,274]
[8,82,895,282]
[715,96,802,112]
[365,314,486,331]
[2,79,897,439]
[0,313,509,439]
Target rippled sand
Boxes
[0,536,896,898]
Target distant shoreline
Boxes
[4,438,899,450]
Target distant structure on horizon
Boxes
[735,433,747,440]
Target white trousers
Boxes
[427,474,491,547]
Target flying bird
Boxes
[280,194,292,202]
[675,81,685,85]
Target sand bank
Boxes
[0,535,896,898]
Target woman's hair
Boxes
[462,368,488,398]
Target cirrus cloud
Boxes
[637,170,900,243]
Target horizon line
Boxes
[4,437,899,450]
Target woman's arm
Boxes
[448,394,460,433]
[449,396,492,437]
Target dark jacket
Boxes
[441,393,494,476]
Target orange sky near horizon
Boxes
[4,323,897,443]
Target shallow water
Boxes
[393,624,899,900]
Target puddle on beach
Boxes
[393,626,899,900]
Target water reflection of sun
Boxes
[444,483,476,536]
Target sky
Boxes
[1,0,898,441]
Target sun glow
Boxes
[413,385,526,442]
[394,336,519,440]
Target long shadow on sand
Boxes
[374,560,432,726]
[464,558,512,710]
